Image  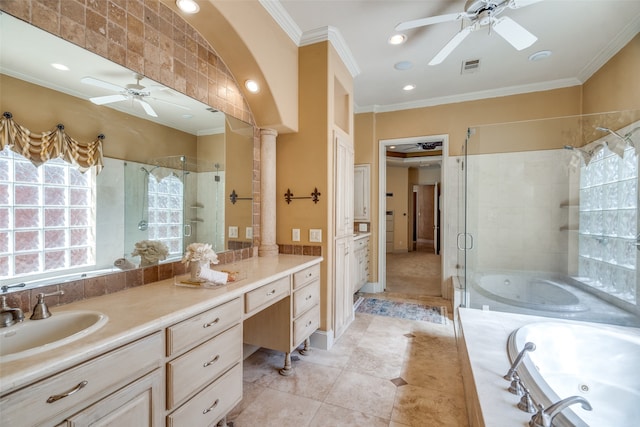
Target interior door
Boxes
[417,185,435,252]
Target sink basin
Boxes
[0,310,108,362]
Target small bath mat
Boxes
[356,298,448,325]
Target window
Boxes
[578,144,637,304]
[0,147,96,279]
[147,173,184,257]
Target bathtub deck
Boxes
[456,308,640,427]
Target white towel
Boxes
[197,267,228,284]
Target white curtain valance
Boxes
[0,112,104,174]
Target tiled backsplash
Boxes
[3,247,255,315]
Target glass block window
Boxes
[578,145,638,304]
[0,147,96,279]
[148,173,183,256]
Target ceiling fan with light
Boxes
[396,0,542,65]
[81,73,188,118]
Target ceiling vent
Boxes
[461,59,480,74]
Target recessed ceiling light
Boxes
[388,34,407,45]
[176,0,199,14]
[403,84,416,91]
[528,50,552,62]
[389,145,397,149]
[182,114,193,119]
[245,80,259,93]
[51,63,69,71]
[394,61,413,71]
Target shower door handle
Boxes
[457,233,474,250]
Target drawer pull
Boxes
[306,272,312,278]
[203,354,220,367]
[203,398,219,414]
[203,317,220,328]
[306,320,313,327]
[46,380,88,403]
[266,289,276,296]
[305,294,312,301]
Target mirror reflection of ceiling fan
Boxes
[396,0,542,65]
[81,73,189,118]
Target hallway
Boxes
[230,252,468,426]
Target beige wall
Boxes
[386,166,409,252]
[0,75,197,162]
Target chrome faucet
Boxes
[30,290,65,320]
[529,396,592,427]
[504,341,536,381]
[0,295,25,327]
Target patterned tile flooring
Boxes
[228,293,468,426]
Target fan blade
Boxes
[508,0,543,9]
[81,77,126,93]
[150,96,191,111]
[429,25,474,66]
[492,16,537,50]
[395,12,464,31]
[89,94,127,105]
[135,98,158,117]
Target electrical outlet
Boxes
[292,228,300,242]
[358,223,368,232]
[309,229,322,243]
[246,227,253,239]
[228,226,238,238]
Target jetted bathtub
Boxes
[474,273,589,313]
[508,321,640,427]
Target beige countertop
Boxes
[0,254,322,395]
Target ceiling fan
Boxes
[396,0,542,65]
[81,73,188,118]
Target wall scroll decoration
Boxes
[284,187,321,204]
[0,112,104,174]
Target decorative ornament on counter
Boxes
[131,240,169,267]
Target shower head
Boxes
[563,145,574,150]
[140,167,150,174]
[596,126,626,140]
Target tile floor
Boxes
[228,292,469,426]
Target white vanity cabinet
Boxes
[354,164,371,221]
[0,333,163,427]
[165,297,243,426]
[243,263,321,375]
[353,235,370,293]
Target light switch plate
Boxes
[309,229,322,243]
[292,228,300,242]
[246,227,253,239]
[358,223,368,232]
[228,226,238,238]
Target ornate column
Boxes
[259,128,279,256]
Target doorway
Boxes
[377,135,449,297]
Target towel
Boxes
[198,267,228,284]
[114,258,136,270]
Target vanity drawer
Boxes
[292,280,320,318]
[167,297,242,356]
[244,276,290,315]
[293,304,320,348]
[167,363,242,427]
[293,264,320,290]
[0,332,162,427]
[166,324,242,409]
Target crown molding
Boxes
[300,26,360,77]
[577,13,640,83]
[356,78,582,114]
[259,0,302,44]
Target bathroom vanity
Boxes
[0,255,322,427]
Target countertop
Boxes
[353,232,371,240]
[0,254,322,395]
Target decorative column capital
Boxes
[260,128,278,138]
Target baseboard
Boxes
[310,329,334,350]
[359,281,383,293]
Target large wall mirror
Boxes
[0,13,254,287]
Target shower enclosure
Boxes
[124,156,225,264]
[458,110,640,327]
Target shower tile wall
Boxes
[467,149,571,273]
